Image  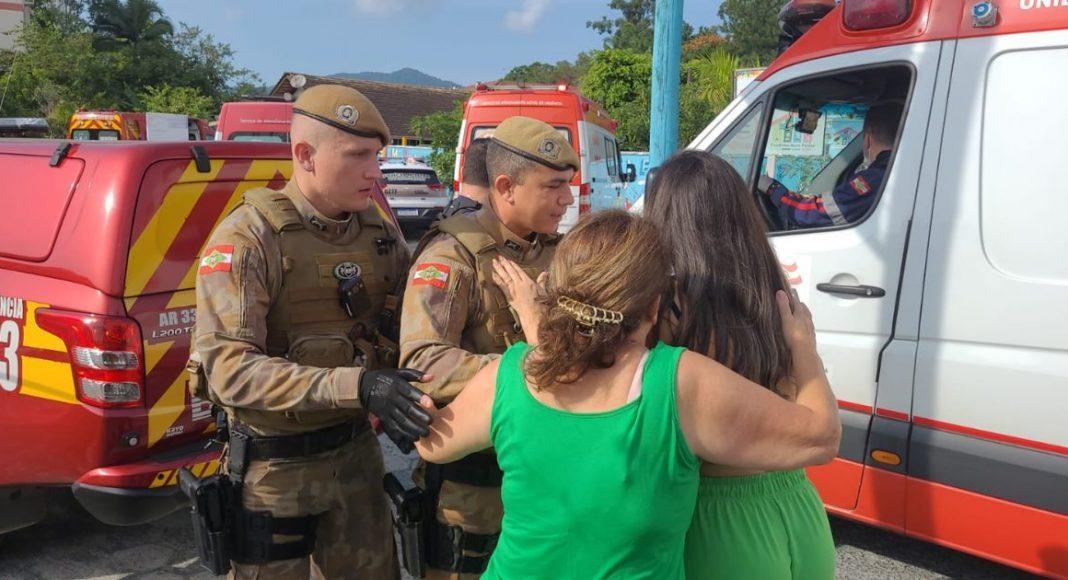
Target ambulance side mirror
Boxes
[624,163,637,183]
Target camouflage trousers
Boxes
[414,459,504,580]
[228,430,398,580]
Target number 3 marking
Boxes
[0,319,20,392]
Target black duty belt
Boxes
[232,419,369,462]
[436,451,502,487]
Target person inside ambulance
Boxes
[758,101,902,228]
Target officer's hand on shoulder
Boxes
[359,368,434,453]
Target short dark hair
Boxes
[461,138,491,188]
[486,140,541,186]
[863,101,904,147]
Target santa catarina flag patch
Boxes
[850,175,872,195]
[413,263,451,289]
[199,244,234,275]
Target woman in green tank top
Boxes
[415,210,840,580]
[645,151,838,579]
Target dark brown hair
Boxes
[462,137,491,188]
[525,210,670,390]
[644,150,792,394]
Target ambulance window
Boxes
[709,106,762,179]
[471,126,572,143]
[982,48,1068,281]
[755,65,910,232]
[605,138,619,177]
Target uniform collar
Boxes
[473,206,540,261]
[281,180,359,240]
[871,149,892,169]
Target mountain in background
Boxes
[332,68,461,88]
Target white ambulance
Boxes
[647,0,1068,575]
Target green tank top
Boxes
[483,341,700,580]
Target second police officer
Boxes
[190,84,433,579]
[400,116,580,578]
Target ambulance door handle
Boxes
[816,283,885,298]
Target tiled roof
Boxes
[271,72,469,139]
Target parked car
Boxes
[380,160,447,228]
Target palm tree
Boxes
[91,0,173,47]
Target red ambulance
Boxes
[455,84,635,232]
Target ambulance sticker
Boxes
[413,263,451,289]
[851,176,872,195]
[199,245,234,275]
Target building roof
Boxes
[270,72,469,140]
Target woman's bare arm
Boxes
[676,291,840,470]
[415,359,499,463]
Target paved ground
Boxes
[0,435,1036,580]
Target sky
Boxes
[154,0,724,88]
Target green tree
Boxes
[138,84,214,118]
[679,48,739,144]
[503,54,592,86]
[587,0,694,53]
[1,1,258,126]
[581,49,652,150]
[409,100,464,187]
[717,0,781,64]
[90,0,173,48]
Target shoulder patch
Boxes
[199,244,235,275]
[412,262,451,289]
[850,175,872,196]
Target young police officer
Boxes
[400,116,579,578]
[190,84,433,579]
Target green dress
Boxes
[483,341,700,579]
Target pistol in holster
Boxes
[179,467,236,575]
[384,472,426,578]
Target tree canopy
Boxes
[0,0,259,133]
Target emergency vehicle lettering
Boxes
[2,299,78,403]
[1019,0,1068,9]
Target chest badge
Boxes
[333,261,362,280]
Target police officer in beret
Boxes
[190,84,433,579]
[400,116,579,578]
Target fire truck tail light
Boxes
[79,379,141,406]
[36,309,145,409]
[578,183,591,214]
[73,347,140,370]
[843,0,911,31]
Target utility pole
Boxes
[649,0,684,166]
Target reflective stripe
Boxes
[820,189,849,226]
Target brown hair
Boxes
[525,210,670,390]
[644,150,792,394]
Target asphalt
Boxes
[0,435,1035,580]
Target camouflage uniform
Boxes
[192,86,409,580]
[401,207,556,579]
[399,116,578,579]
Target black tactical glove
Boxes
[359,368,432,453]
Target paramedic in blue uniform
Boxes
[759,101,902,228]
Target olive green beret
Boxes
[491,116,579,172]
[293,84,390,146]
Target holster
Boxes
[384,472,426,577]
[179,468,235,575]
[422,453,502,575]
